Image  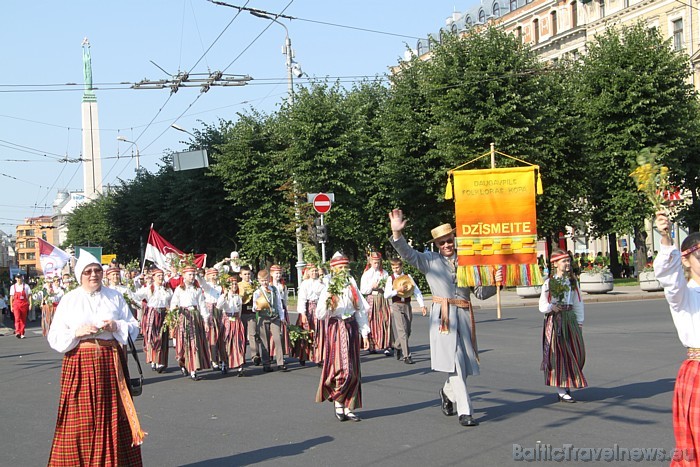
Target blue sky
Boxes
[0,0,463,236]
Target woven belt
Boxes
[432,296,478,361]
[392,297,410,304]
[687,348,700,360]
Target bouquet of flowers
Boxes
[326,269,351,311]
[548,276,571,304]
[287,324,313,346]
[630,145,679,214]
[163,309,179,331]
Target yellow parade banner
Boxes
[451,166,543,287]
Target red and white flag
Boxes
[144,227,206,271]
[38,238,72,277]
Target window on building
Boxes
[27,229,35,237]
[27,253,35,260]
[510,0,517,11]
[42,231,47,240]
[571,1,578,28]
[466,15,473,27]
[26,240,35,249]
[417,40,423,56]
[451,23,458,34]
[599,0,605,18]
[623,0,629,7]
[551,11,558,36]
[493,2,501,17]
[673,19,684,51]
[516,25,523,41]
[479,9,486,23]
[533,18,540,44]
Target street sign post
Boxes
[312,192,332,214]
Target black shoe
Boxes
[156,365,166,373]
[237,367,246,377]
[190,372,201,381]
[299,360,306,366]
[439,389,455,416]
[253,355,262,366]
[263,365,273,373]
[459,415,479,427]
[221,365,228,375]
[396,349,403,361]
[280,364,289,372]
[558,394,576,403]
[180,367,188,377]
[317,361,323,367]
[345,411,362,422]
[335,411,348,422]
[383,349,392,356]
[404,356,415,364]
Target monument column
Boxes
[81,37,103,198]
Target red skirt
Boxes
[541,309,587,388]
[48,342,143,466]
[367,294,392,350]
[221,316,246,368]
[671,359,700,466]
[315,316,362,410]
[145,307,169,366]
[175,308,211,372]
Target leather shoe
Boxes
[345,412,362,422]
[335,411,348,422]
[439,389,455,416]
[404,356,415,364]
[558,394,576,403]
[253,355,262,366]
[280,364,289,372]
[459,415,479,427]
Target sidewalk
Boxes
[471,284,665,309]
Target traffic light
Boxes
[317,224,328,243]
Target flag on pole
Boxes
[144,227,206,271]
[38,238,72,277]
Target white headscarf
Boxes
[74,250,102,283]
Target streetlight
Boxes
[171,124,195,138]
[116,136,141,173]
[249,10,305,287]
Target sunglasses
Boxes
[436,238,455,246]
[82,268,103,276]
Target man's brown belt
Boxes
[431,296,478,360]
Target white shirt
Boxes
[297,278,326,313]
[316,276,370,337]
[217,291,242,317]
[199,277,222,305]
[360,267,388,296]
[134,285,173,309]
[384,273,425,307]
[538,276,584,324]
[654,243,700,348]
[170,284,209,320]
[47,286,139,354]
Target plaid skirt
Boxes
[315,316,362,410]
[48,342,143,466]
[671,359,700,466]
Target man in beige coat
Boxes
[389,209,500,427]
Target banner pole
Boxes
[490,143,502,320]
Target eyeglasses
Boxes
[82,268,103,276]
[437,238,455,247]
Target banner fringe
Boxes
[457,264,543,287]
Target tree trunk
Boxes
[633,226,648,278]
[608,233,621,278]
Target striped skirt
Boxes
[48,341,143,466]
[367,294,392,350]
[221,316,246,369]
[315,316,362,410]
[175,308,211,372]
[541,308,587,388]
[309,301,327,363]
[144,307,169,366]
[41,303,57,337]
[292,302,316,363]
[671,358,700,466]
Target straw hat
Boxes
[393,275,414,298]
[430,223,456,242]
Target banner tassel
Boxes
[445,173,453,200]
[536,170,543,195]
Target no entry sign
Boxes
[312,192,332,214]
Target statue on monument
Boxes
[82,37,93,90]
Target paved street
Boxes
[0,294,682,466]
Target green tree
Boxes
[64,195,117,252]
[574,23,699,273]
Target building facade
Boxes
[15,216,57,277]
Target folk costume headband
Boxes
[330,253,349,268]
[682,243,700,257]
[550,253,569,263]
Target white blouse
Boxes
[170,284,209,320]
[47,287,139,354]
[134,285,173,309]
[538,276,584,324]
[654,244,700,348]
[360,268,388,296]
[316,276,370,337]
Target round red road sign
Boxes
[313,193,332,214]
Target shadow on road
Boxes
[181,435,335,466]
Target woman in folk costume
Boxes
[360,251,392,355]
[316,253,370,422]
[269,264,291,359]
[42,276,64,336]
[47,251,145,466]
[216,274,247,377]
[106,266,139,319]
[199,268,226,373]
[134,267,172,373]
[654,213,700,466]
[294,263,325,366]
[170,265,210,380]
[539,249,587,403]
